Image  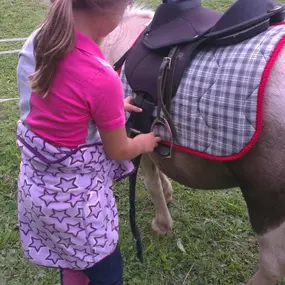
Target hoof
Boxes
[152,216,173,236]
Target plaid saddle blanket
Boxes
[121,24,285,160]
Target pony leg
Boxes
[246,221,285,285]
[141,154,173,235]
[159,171,173,205]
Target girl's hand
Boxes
[135,132,161,153]
[124,96,142,113]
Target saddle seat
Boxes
[143,0,285,50]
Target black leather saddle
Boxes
[119,0,285,155]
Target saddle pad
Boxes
[121,24,285,161]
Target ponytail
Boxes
[30,0,75,97]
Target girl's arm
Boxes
[87,68,160,161]
[100,127,160,161]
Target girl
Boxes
[16,0,160,284]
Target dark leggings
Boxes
[61,247,123,285]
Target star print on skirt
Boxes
[16,120,134,269]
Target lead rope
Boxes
[129,154,143,263]
[114,55,144,263]
[113,45,144,264]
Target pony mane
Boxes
[124,4,154,21]
[100,4,154,64]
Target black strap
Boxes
[156,46,179,141]
[114,48,144,261]
[114,49,131,72]
[114,28,147,72]
[154,39,205,143]
[129,154,143,263]
[114,56,144,262]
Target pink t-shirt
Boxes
[23,32,125,148]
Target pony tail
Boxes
[30,0,75,96]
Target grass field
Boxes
[0,0,283,284]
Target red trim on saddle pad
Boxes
[162,28,285,161]
[272,22,285,26]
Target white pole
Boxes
[0,37,26,55]
[0,98,20,103]
[0,50,20,55]
[0,39,24,102]
[0,38,27,43]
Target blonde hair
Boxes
[30,0,129,96]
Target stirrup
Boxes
[151,117,173,158]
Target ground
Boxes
[0,0,283,284]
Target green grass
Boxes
[0,0,282,284]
